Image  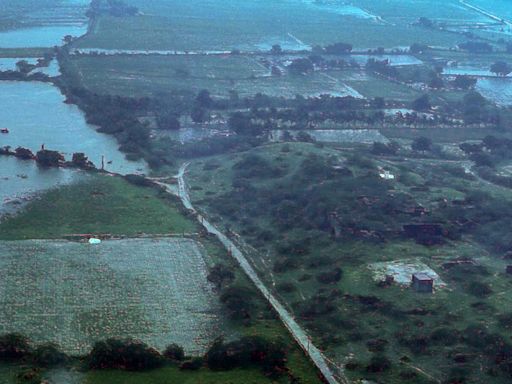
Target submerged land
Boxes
[1,0,512,383]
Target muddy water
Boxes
[0,1,148,214]
[0,82,146,173]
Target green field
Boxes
[68,54,364,98]
[0,174,197,240]
[75,0,464,51]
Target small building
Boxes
[411,273,434,293]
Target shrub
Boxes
[32,343,67,367]
[467,281,493,297]
[220,286,255,320]
[88,339,164,371]
[164,344,185,362]
[206,336,286,376]
[0,333,32,361]
[316,268,343,284]
[124,174,153,187]
[180,357,203,370]
[207,264,235,289]
[366,354,392,373]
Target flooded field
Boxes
[271,129,389,143]
[0,25,86,49]
[350,54,423,66]
[0,238,226,355]
[476,78,512,106]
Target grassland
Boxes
[185,141,512,384]
[0,174,197,240]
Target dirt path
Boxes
[153,163,347,384]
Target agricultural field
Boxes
[0,174,197,240]
[69,54,365,98]
[75,0,464,51]
[185,141,512,383]
[0,238,226,355]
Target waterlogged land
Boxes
[76,0,463,51]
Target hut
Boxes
[411,273,434,293]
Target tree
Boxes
[371,97,385,109]
[270,44,282,55]
[409,43,428,54]
[417,17,434,28]
[287,58,314,75]
[207,264,235,289]
[459,41,493,53]
[157,113,181,130]
[191,107,208,123]
[196,89,213,108]
[412,94,431,111]
[429,75,444,89]
[72,153,94,169]
[411,137,433,152]
[163,344,185,361]
[490,61,512,77]
[36,150,64,167]
[32,343,68,367]
[324,42,353,54]
[15,60,34,74]
[88,339,163,371]
[0,334,32,361]
[452,75,477,90]
[463,91,488,124]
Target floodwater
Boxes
[0,82,146,213]
[0,58,38,71]
[0,82,146,173]
[0,58,61,77]
[350,54,423,67]
[162,127,233,143]
[0,25,87,49]
[0,157,87,216]
[476,78,512,106]
[270,129,389,143]
[298,0,378,19]
[0,1,149,215]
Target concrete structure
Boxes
[411,273,434,293]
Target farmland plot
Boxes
[0,238,227,355]
[77,0,462,51]
[70,55,363,98]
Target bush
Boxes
[0,333,32,361]
[206,336,286,376]
[366,354,392,372]
[180,357,203,370]
[32,343,67,367]
[316,268,343,284]
[467,281,493,297]
[164,344,185,362]
[88,339,164,371]
[207,264,235,289]
[220,286,255,320]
